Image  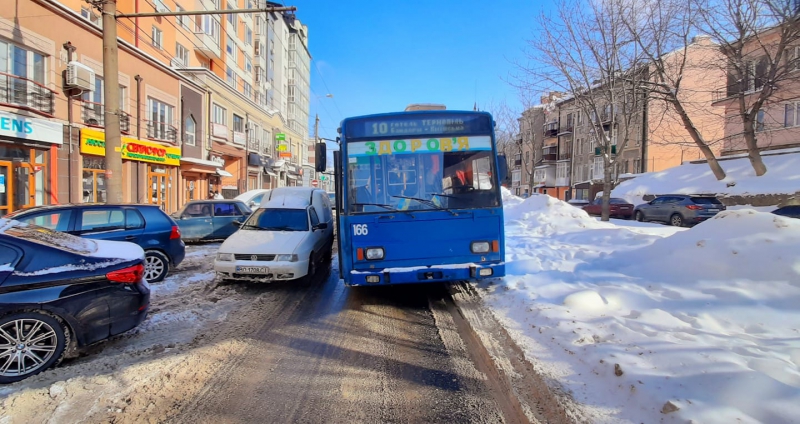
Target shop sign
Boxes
[233,131,246,145]
[276,143,288,152]
[275,133,286,142]
[278,151,291,158]
[80,128,181,166]
[0,111,63,145]
[210,154,225,166]
[212,123,229,139]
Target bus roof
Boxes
[404,103,447,111]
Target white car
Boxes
[234,189,271,209]
[215,187,334,282]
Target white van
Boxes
[214,187,334,282]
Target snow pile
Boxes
[611,152,800,205]
[478,197,800,423]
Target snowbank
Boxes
[611,152,800,205]
[478,191,800,423]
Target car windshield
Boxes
[691,197,722,205]
[346,136,500,213]
[243,208,309,231]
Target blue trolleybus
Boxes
[314,106,508,286]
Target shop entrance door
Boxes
[150,173,169,211]
[0,161,11,215]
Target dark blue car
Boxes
[0,218,150,383]
[5,204,185,282]
[171,200,252,242]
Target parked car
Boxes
[582,198,634,219]
[235,189,271,209]
[634,194,726,226]
[214,187,334,282]
[0,219,149,383]
[327,191,336,211]
[772,205,800,219]
[5,204,185,283]
[172,200,253,242]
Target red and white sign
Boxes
[311,179,319,187]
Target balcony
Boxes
[194,29,221,60]
[0,73,56,116]
[146,120,178,143]
[542,146,558,162]
[557,125,573,136]
[544,121,558,137]
[81,100,131,133]
[558,152,572,161]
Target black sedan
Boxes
[0,219,150,383]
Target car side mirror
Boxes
[315,222,328,230]
[232,221,242,227]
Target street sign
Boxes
[320,175,327,181]
[275,133,285,142]
[311,179,319,187]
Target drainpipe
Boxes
[134,75,143,202]
[63,41,77,203]
[244,112,250,193]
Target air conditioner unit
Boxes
[66,61,95,92]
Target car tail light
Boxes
[686,205,703,210]
[170,225,181,239]
[107,264,145,283]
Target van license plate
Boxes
[708,209,719,212]
[236,266,269,274]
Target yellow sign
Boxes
[80,128,181,166]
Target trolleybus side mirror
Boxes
[497,155,508,184]
[315,143,327,173]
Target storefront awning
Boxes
[286,174,298,180]
[264,169,277,176]
[181,157,223,168]
[272,159,286,168]
[216,169,234,177]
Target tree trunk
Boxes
[601,160,612,221]
[670,99,727,180]
[742,125,768,176]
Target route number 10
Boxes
[353,224,369,236]
[371,123,388,135]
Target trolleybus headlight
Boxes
[217,253,234,261]
[479,268,493,277]
[471,241,491,254]
[365,248,385,260]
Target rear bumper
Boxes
[347,262,505,286]
[170,240,186,267]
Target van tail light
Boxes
[170,225,181,239]
[686,205,703,210]
[107,263,145,283]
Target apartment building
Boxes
[521,36,726,202]
[713,26,800,155]
[510,105,543,197]
[0,0,310,214]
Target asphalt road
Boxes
[169,259,508,423]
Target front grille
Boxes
[234,254,276,261]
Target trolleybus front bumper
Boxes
[348,262,504,286]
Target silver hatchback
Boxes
[634,195,726,227]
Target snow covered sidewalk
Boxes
[476,190,800,423]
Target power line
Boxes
[311,58,343,119]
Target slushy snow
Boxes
[478,188,800,423]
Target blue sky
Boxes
[291,0,546,142]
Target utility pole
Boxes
[98,3,297,203]
[102,0,123,203]
[313,114,319,182]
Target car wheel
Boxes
[670,213,684,227]
[303,252,317,283]
[635,211,644,222]
[0,312,68,384]
[144,250,170,282]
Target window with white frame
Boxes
[785,102,799,128]
[233,114,244,134]
[755,109,765,132]
[511,170,521,183]
[212,104,226,125]
[175,43,189,66]
[262,129,271,154]
[245,27,253,45]
[249,122,260,150]
[201,16,221,45]
[147,97,175,140]
[154,0,169,12]
[792,46,800,71]
[227,2,237,31]
[0,41,46,87]
[80,7,102,27]
[226,67,236,87]
[593,157,604,179]
[243,81,252,99]
[185,115,196,146]
[226,36,235,58]
[556,162,569,180]
[245,56,252,74]
[151,26,163,49]
[176,5,189,29]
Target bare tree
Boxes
[518,0,649,220]
[484,100,521,188]
[696,0,800,176]
[623,0,730,180]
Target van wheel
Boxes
[0,312,69,384]
[144,250,170,282]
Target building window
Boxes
[226,67,236,87]
[785,103,799,128]
[245,27,253,45]
[233,114,244,133]
[755,109,765,132]
[80,7,102,27]
[151,26,163,49]
[791,46,800,71]
[185,115,196,146]
[227,2,237,32]
[226,35,235,58]
[82,156,106,203]
[176,5,189,29]
[212,103,226,125]
[243,81,252,99]
[175,43,189,66]
[262,129,271,154]
[245,56,252,73]
[633,158,641,174]
[202,16,221,44]
[0,40,46,85]
[147,97,175,141]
